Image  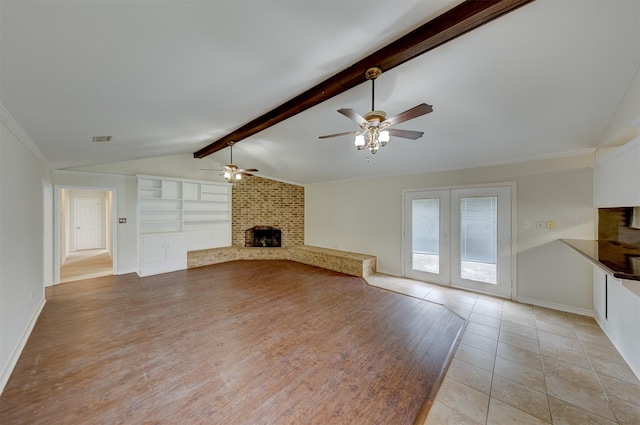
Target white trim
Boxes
[114,267,137,276]
[516,295,594,317]
[403,181,518,195]
[0,298,46,394]
[595,137,640,166]
[42,180,54,287]
[510,185,518,301]
[0,104,50,169]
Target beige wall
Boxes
[1,116,51,391]
[305,153,597,314]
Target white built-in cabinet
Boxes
[137,175,231,276]
[593,265,640,378]
[139,233,187,276]
[594,137,640,207]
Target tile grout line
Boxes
[535,310,556,425]
[571,316,621,424]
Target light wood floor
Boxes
[0,261,464,425]
[60,249,113,283]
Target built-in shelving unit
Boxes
[137,175,231,276]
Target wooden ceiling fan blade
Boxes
[238,168,259,173]
[382,103,433,127]
[319,130,359,139]
[387,129,424,140]
[338,108,368,126]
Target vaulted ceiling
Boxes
[2,0,639,185]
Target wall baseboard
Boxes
[516,295,593,317]
[0,297,46,394]
[115,268,137,276]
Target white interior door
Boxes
[74,198,102,250]
[404,185,513,298]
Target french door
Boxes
[403,185,513,298]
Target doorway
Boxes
[57,188,115,283]
[403,184,514,298]
[43,181,54,287]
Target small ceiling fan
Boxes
[201,141,258,183]
[319,67,433,154]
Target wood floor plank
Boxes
[0,260,464,424]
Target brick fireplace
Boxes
[245,226,282,247]
[231,176,304,247]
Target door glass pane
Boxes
[412,199,439,274]
[460,196,497,284]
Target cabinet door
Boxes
[165,233,187,261]
[141,235,167,264]
[593,266,607,328]
[608,278,640,373]
[186,230,211,251]
[594,138,640,207]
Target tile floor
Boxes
[365,273,640,425]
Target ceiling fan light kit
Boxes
[199,141,258,184]
[319,67,432,154]
[223,141,258,183]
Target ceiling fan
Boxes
[201,141,258,183]
[319,67,433,154]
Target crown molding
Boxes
[1,103,51,169]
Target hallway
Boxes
[60,249,112,283]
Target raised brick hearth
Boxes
[188,245,376,278]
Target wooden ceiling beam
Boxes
[194,0,534,158]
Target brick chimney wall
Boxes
[231,176,304,247]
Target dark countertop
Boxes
[562,239,640,281]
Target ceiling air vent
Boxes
[92,135,112,143]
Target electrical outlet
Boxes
[536,221,544,229]
[546,220,555,229]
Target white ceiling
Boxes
[2,0,639,185]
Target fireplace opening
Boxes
[245,226,281,248]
